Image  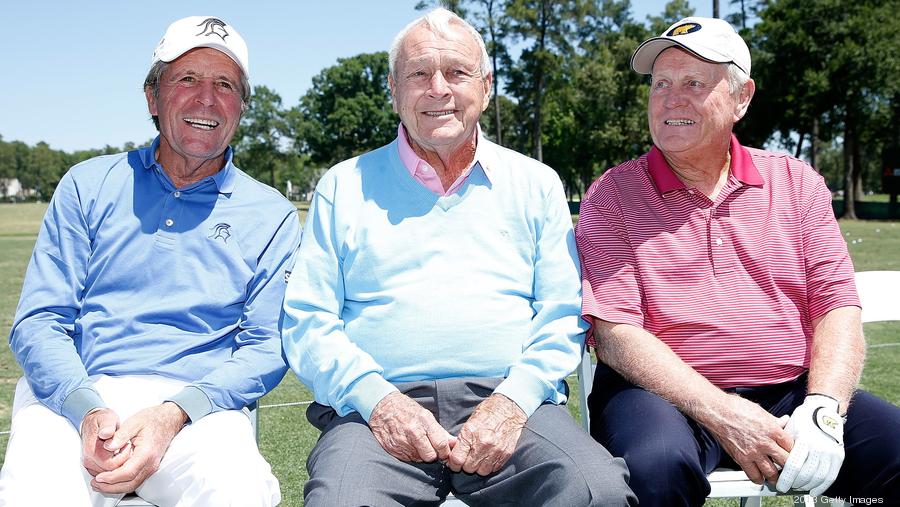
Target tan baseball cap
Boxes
[631,17,750,76]
[151,16,249,80]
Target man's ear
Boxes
[734,78,756,122]
[481,71,493,113]
[388,75,399,114]
[145,86,158,116]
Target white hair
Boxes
[725,63,750,95]
[388,8,492,87]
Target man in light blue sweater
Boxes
[282,8,634,506]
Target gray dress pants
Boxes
[304,377,636,506]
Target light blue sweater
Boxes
[282,136,587,421]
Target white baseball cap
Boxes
[151,16,249,80]
[631,17,750,76]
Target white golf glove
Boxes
[776,394,845,496]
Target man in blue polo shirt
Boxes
[0,16,299,506]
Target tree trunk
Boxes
[486,0,502,145]
[493,61,502,145]
[810,117,820,172]
[533,1,547,162]
[843,120,858,219]
[533,71,543,162]
[853,138,864,202]
[795,132,805,159]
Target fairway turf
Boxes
[0,203,897,506]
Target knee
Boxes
[617,445,708,507]
[536,452,636,507]
[205,478,281,507]
[146,443,280,506]
[621,442,703,483]
[580,457,637,507]
[183,464,281,507]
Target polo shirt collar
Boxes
[140,136,237,194]
[647,135,764,194]
[729,135,764,186]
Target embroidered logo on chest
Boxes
[208,223,232,243]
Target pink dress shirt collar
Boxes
[396,123,492,196]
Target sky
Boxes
[0,1,739,152]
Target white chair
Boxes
[576,270,900,506]
[116,405,258,506]
[855,270,900,324]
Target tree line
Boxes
[3,0,898,218]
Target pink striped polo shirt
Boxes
[397,123,491,195]
[576,135,860,388]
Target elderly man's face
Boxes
[648,48,748,158]
[146,48,244,167]
[389,23,491,155]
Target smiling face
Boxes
[388,22,491,158]
[146,47,244,173]
[648,47,752,160]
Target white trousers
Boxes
[0,376,280,507]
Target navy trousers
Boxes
[588,364,900,507]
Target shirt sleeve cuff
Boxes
[343,372,399,423]
[493,367,555,418]
[61,386,106,431]
[166,386,213,423]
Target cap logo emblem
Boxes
[668,23,701,36]
[195,18,229,42]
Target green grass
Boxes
[0,202,897,507]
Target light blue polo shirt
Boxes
[10,137,301,429]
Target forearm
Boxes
[282,305,397,421]
[807,306,864,411]
[595,320,733,427]
[12,322,102,428]
[170,339,288,421]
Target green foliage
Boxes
[290,52,397,169]
[745,0,900,214]
[233,85,311,193]
[541,1,652,195]
[0,136,141,202]
[480,95,521,147]
[503,0,583,161]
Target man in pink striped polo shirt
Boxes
[576,16,899,506]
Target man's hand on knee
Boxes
[369,392,455,463]
[91,402,188,494]
[81,408,130,476]
[447,394,526,476]
[707,394,793,485]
